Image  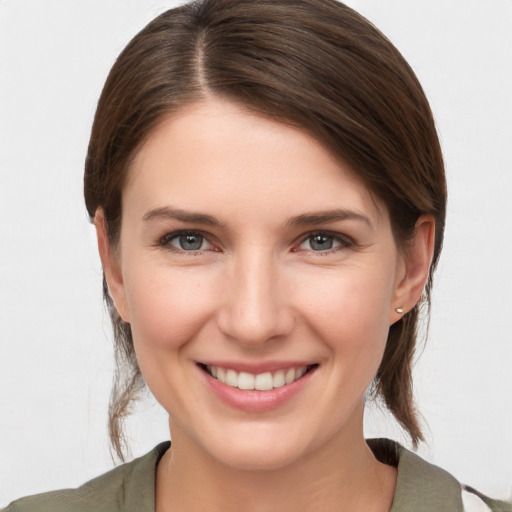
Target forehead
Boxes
[125,98,386,227]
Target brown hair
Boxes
[84,0,446,461]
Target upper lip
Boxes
[198,361,318,374]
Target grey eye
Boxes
[173,233,205,251]
[298,232,348,252]
[308,234,335,251]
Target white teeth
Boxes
[272,370,285,388]
[255,372,273,391]
[285,368,296,384]
[237,372,255,390]
[206,364,312,390]
[226,369,238,387]
[296,366,307,379]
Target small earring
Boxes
[395,307,404,314]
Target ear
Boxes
[390,214,436,323]
[94,209,131,323]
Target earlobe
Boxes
[391,214,436,321]
[94,210,130,322]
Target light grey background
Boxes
[1,0,511,506]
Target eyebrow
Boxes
[287,209,373,228]
[143,206,372,229]
[143,207,226,227]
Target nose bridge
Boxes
[218,246,293,345]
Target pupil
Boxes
[311,235,333,251]
[180,234,203,250]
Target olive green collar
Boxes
[368,438,463,512]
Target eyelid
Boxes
[294,230,354,253]
[156,229,218,253]
[155,229,355,255]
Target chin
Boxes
[212,441,303,471]
[194,421,318,472]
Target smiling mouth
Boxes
[198,364,318,391]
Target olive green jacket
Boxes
[3,440,510,512]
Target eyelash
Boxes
[156,230,354,255]
[156,230,214,254]
[296,231,354,254]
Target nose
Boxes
[216,250,294,347]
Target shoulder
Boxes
[1,442,170,512]
[368,438,464,512]
[462,486,512,512]
[368,439,512,512]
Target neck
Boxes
[156,420,396,512]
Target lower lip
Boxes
[200,366,316,413]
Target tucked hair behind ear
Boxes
[85,0,446,460]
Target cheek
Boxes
[296,263,395,355]
[123,262,218,355]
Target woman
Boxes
[2,1,510,511]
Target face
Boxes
[102,98,414,470]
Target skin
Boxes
[96,98,435,512]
